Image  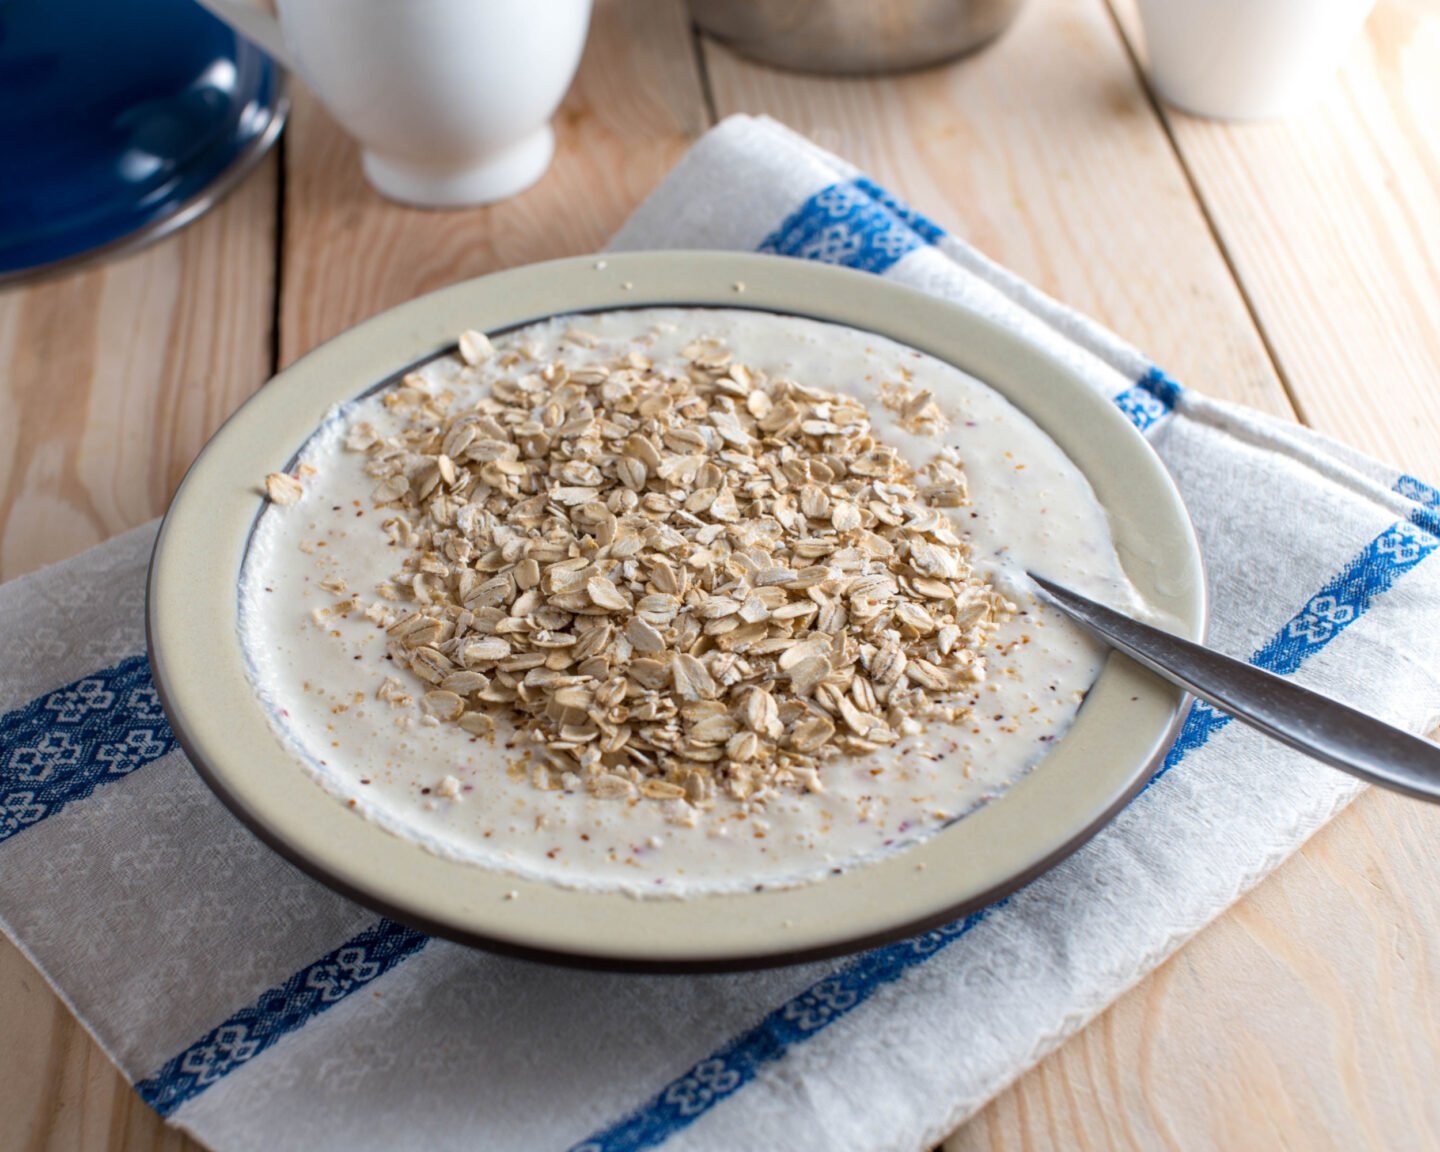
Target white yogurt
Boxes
[241,308,1143,897]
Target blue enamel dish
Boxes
[0,0,285,284]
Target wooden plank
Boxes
[0,159,275,1148]
[278,0,709,365]
[0,936,197,1152]
[1109,0,1440,477]
[945,787,1440,1151]
[702,0,1292,416]
[0,157,278,582]
[944,2,1440,1147]
[0,2,707,1147]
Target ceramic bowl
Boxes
[148,251,1205,971]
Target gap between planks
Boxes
[697,0,1293,420]
[1098,0,1310,428]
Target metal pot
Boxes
[688,0,1027,75]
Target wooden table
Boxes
[3,1,1438,1146]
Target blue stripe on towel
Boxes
[1395,474,1439,508]
[1114,366,1183,433]
[852,176,946,244]
[137,918,430,1116]
[1395,474,1440,536]
[758,178,945,274]
[0,654,175,844]
[1150,508,1439,781]
[566,903,1001,1152]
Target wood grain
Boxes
[0,935,197,1152]
[278,0,708,365]
[0,156,275,1150]
[1110,0,1440,477]
[702,0,1293,416]
[0,158,278,583]
[940,2,1440,1148]
[0,3,707,1150]
[944,788,1440,1152]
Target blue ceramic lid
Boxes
[0,0,285,283]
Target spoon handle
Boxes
[1028,573,1440,803]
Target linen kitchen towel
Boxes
[3,116,1439,1152]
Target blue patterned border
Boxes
[1150,511,1439,783]
[1395,473,1439,508]
[1114,366,1184,434]
[758,178,945,275]
[852,176,946,245]
[568,903,1000,1152]
[0,654,175,844]
[1396,473,1440,536]
[137,918,430,1116]
[1252,519,1435,674]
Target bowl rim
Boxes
[147,250,1206,972]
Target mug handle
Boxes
[193,0,295,68]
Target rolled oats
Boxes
[265,472,304,505]
[340,328,1011,808]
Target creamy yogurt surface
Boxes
[241,307,1142,896]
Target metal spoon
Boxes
[1028,573,1440,803]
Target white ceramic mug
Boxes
[1135,0,1375,121]
[196,0,593,207]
